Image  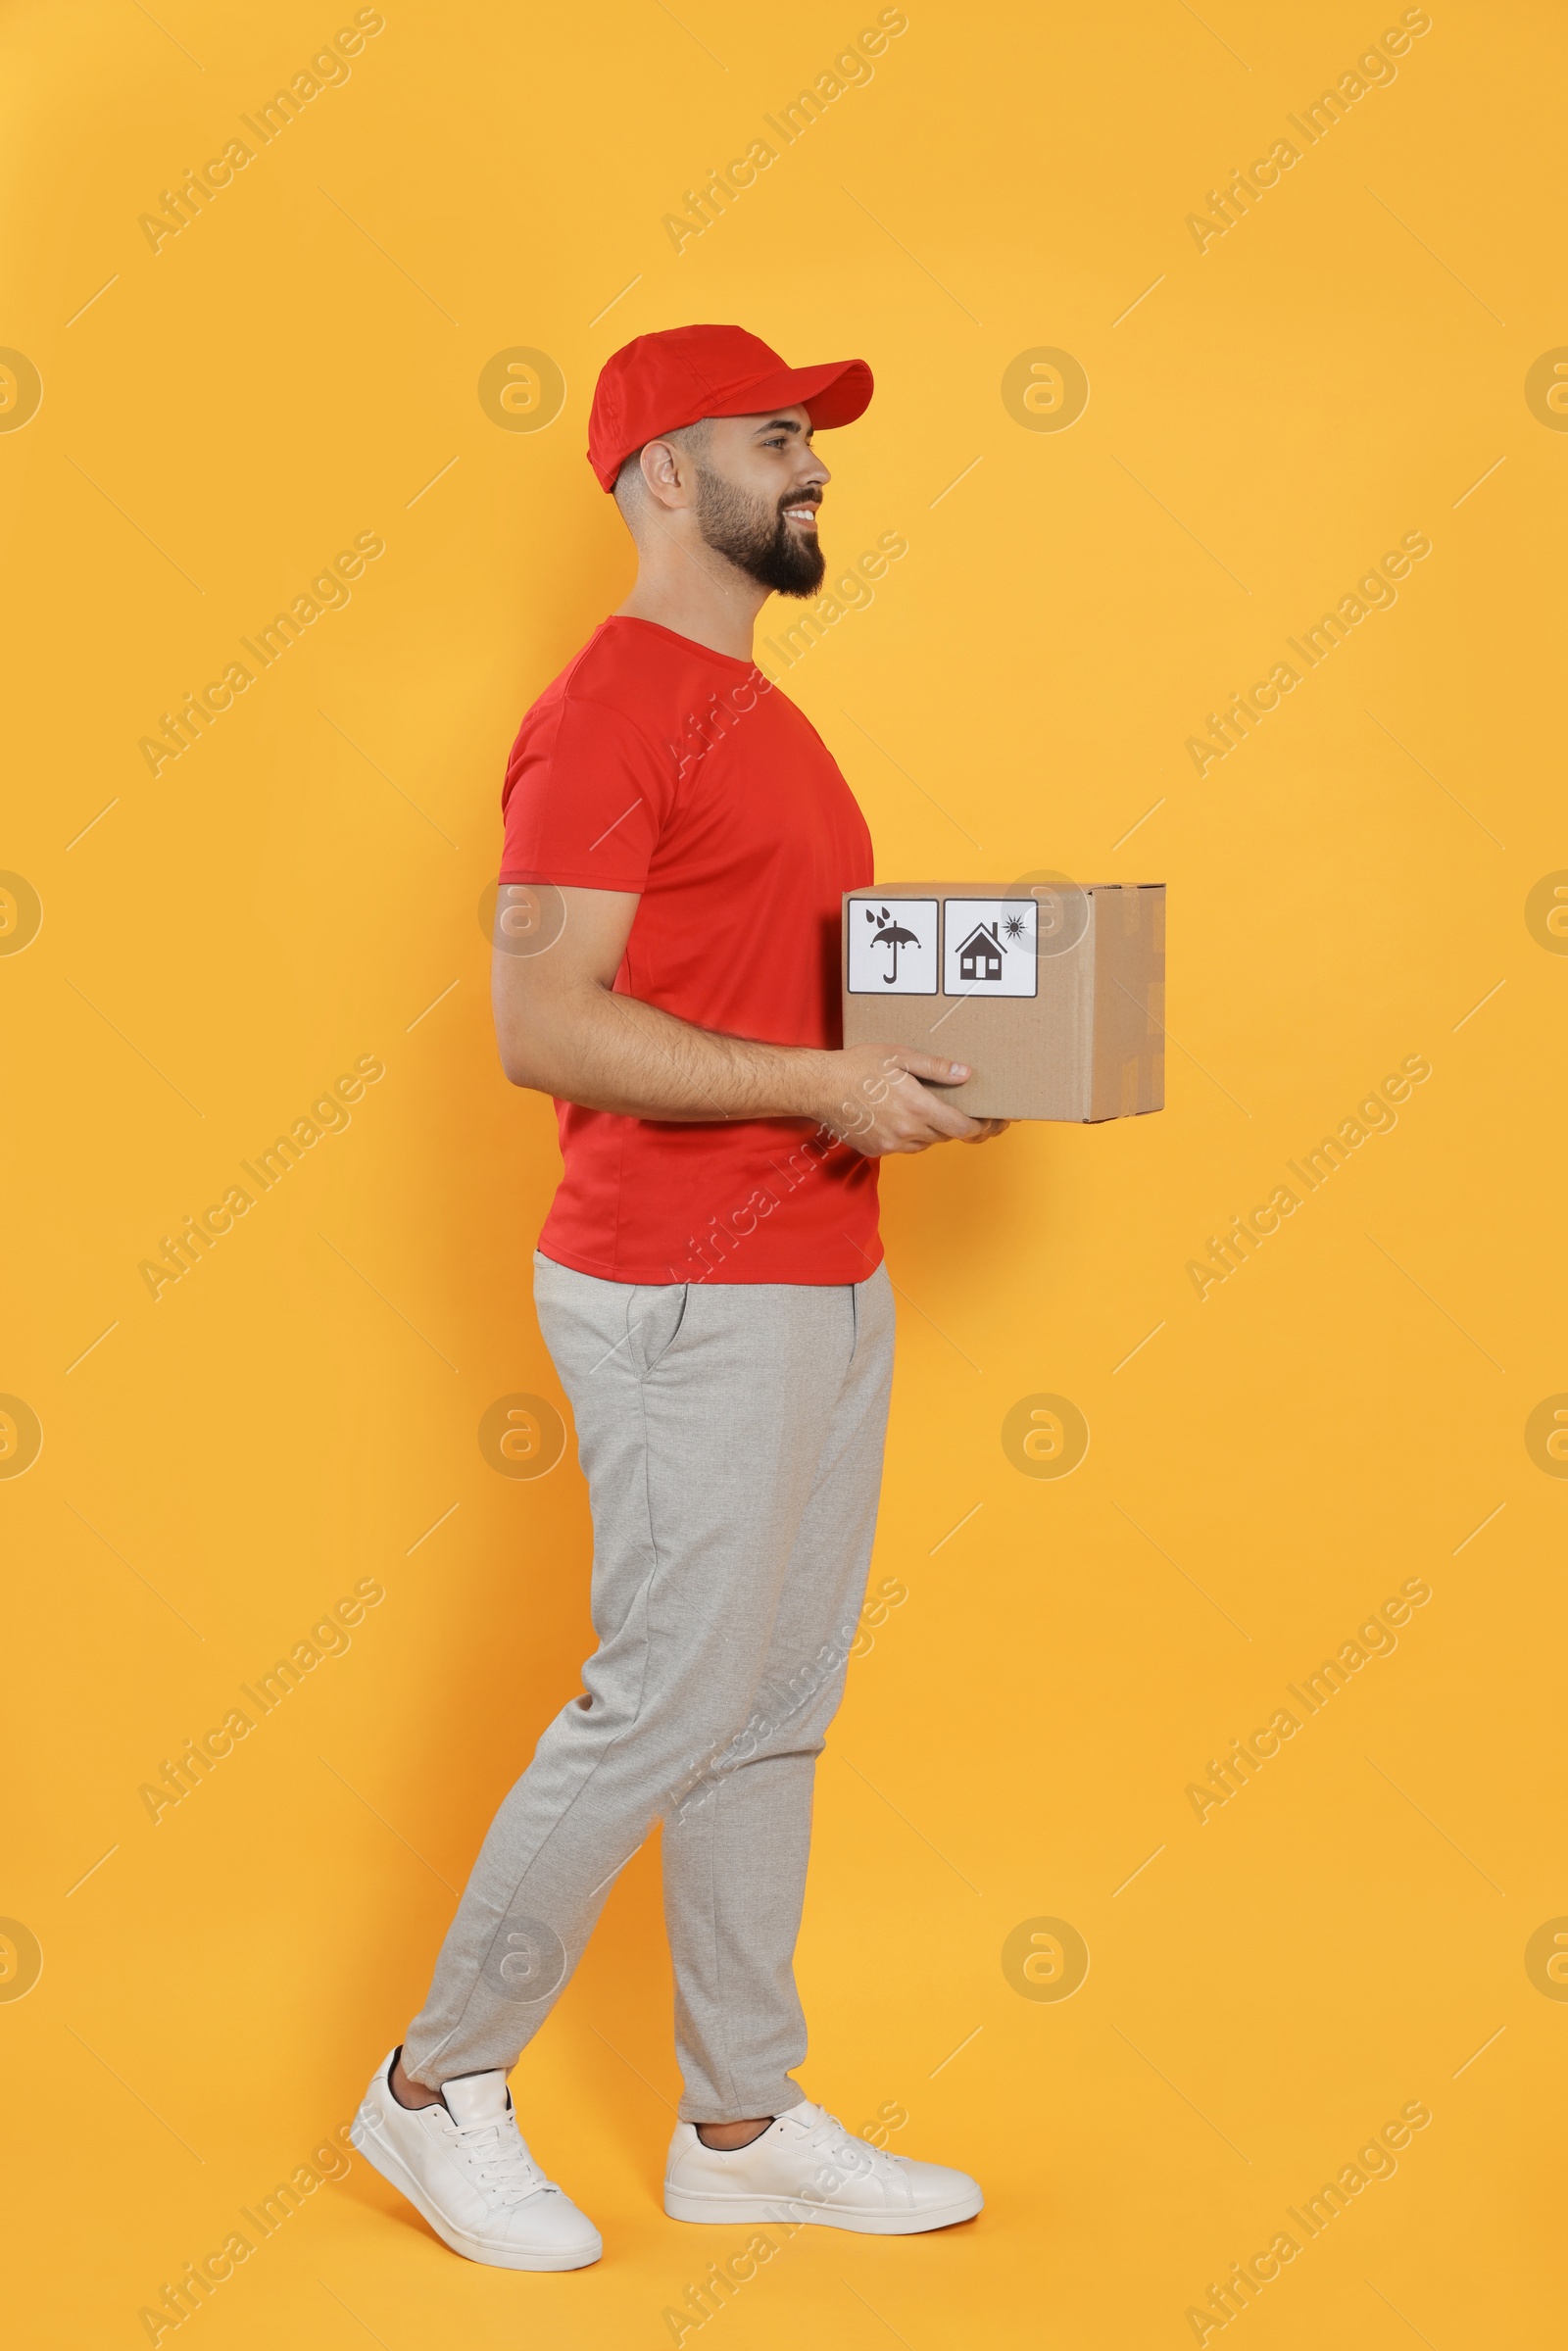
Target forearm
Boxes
[503,980,836,1125]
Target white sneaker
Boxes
[350,2047,601,2271]
[663,2099,983,2234]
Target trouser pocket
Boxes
[626,1281,690,1378]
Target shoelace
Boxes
[795,2110,904,2191]
[450,2115,551,2205]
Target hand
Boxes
[814,1042,1007,1157]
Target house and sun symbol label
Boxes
[847,897,1040,997]
[943,900,1039,998]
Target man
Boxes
[352,323,1004,2270]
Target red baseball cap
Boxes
[588,323,873,493]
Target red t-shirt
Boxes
[499,615,881,1286]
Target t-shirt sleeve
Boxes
[499,692,673,890]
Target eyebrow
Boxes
[755,416,813,439]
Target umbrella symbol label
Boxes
[846,898,938,995]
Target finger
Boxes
[889,1052,972,1087]
[911,1100,990,1142]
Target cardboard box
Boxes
[841,882,1165,1122]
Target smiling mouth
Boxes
[782,502,820,526]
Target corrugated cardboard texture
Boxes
[842,884,1165,1122]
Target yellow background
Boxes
[4,0,1561,2342]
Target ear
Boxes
[640,435,693,511]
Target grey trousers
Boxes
[402,1250,896,2122]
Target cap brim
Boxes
[706,357,873,431]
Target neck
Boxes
[614,539,769,661]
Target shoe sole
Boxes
[662,2184,983,2234]
[350,2110,602,2271]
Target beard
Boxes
[692,466,825,598]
